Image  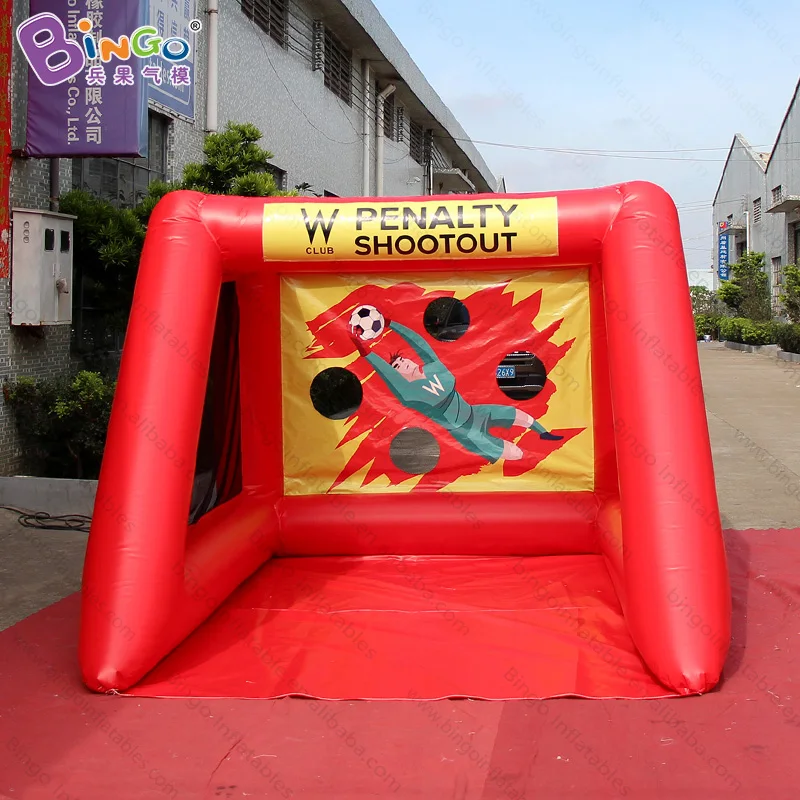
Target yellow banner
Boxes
[262,198,559,262]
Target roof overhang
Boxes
[432,167,476,193]
[767,196,800,214]
[719,224,745,235]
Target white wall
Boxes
[712,137,770,289]
[714,84,800,306]
[218,0,438,198]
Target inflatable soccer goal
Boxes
[79,183,730,699]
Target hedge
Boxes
[693,314,800,352]
[776,323,800,354]
[694,314,721,339]
[718,317,779,346]
[2,371,115,479]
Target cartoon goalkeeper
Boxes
[349,311,563,463]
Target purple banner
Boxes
[25,0,149,158]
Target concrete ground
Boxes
[701,342,800,529]
[1,343,798,632]
[0,513,87,630]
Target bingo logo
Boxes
[16,12,199,88]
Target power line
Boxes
[432,135,728,162]
[433,133,800,164]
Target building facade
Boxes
[713,78,800,310]
[221,0,496,197]
[0,0,496,475]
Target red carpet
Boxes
[131,554,674,701]
[0,529,798,798]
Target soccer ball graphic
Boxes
[350,305,385,341]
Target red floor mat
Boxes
[2,530,799,798]
[130,555,676,700]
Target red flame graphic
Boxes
[305,280,585,492]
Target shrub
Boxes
[718,317,741,342]
[718,317,778,346]
[3,371,115,479]
[739,320,778,345]
[776,322,800,354]
[780,264,800,323]
[694,314,721,339]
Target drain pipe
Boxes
[361,60,371,195]
[206,0,219,133]
[375,83,395,197]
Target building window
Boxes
[409,120,424,164]
[772,256,783,287]
[324,28,352,105]
[736,240,746,260]
[794,226,800,266]
[380,86,396,140]
[772,185,783,205]
[241,0,287,48]
[72,113,168,207]
[753,197,761,224]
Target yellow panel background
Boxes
[281,270,593,495]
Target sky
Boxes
[371,0,800,285]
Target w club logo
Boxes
[421,374,445,397]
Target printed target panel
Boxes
[281,270,593,495]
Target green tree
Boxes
[64,123,295,343]
[717,252,771,321]
[717,280,743,314]
[132,179,175,227]
[59,189,146,346]
[779,263,800,322]
[181,121,294,196]
[135,122,296,225]
[689,285,725,315]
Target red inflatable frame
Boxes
[79,182,730,695]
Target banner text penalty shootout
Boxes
[352,203,522,257]
[262,198,559,261]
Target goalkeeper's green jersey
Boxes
[365,321,472,430]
